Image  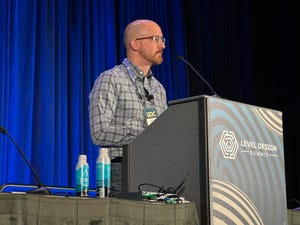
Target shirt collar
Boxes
[122,58,153,81]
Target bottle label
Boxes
[96,162,111,197]
[75,164,89,196]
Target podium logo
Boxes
[219,130,239,159]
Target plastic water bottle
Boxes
[96,148,111,197]
[75,154,89,197]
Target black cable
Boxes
[137,183,163,193]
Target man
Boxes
[88,19,168,195]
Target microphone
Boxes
[0,126,51,195]
[177,55,219,97]
[144,88,154,102]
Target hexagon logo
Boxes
[219,130,239,159]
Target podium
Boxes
[123,95,287,225]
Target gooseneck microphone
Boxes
[177,55,219,97]
[0,126,51,195]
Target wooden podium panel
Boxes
[123,95,287,225]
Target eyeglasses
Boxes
[135,35,166,44]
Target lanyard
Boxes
[122,59,154,105]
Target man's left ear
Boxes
[129,40,139,51]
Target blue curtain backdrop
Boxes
[0,0,299,203]
[0,0,188,189]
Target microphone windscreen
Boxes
[0,126,7,134]
[177,55,184,60]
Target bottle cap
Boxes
[79,154,87,160]
[101,148,108,154]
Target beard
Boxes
[141,49,164,65]
[153,52,164,64]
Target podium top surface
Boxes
[168,95,282,114]
[168,95,210,105]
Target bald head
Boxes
[123,19,165,72]
[123,19,162,50]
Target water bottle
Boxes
[96,148,111,197]
[75,154,89,197]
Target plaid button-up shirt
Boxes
[88,58,168,158]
